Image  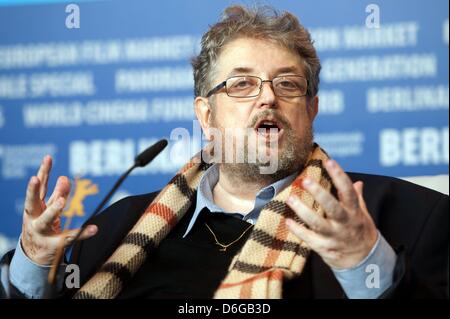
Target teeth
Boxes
[255,119,281,132]
[259,121,276,126]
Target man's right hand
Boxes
[20,155,98,265]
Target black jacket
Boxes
[1,172,448,298]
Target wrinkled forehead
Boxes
[214,37,305,81]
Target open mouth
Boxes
[254,118,284,140]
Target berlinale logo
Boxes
[61,178,98,289]
[63,178,99,218]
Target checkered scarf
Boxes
[73,143,331,299]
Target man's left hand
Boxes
[286,159,378,269]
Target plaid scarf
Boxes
[74,143,331,299]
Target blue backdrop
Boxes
[0,0,448,255]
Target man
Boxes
[1,5,448,299]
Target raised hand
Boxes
[286,159,378,269]
[21,155,98,265]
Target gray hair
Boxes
[191,5,321,100]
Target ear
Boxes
[194,96,212,140]
[309,95,319,121]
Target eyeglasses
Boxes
[206,75,308,98]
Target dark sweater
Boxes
[117,204,314,298]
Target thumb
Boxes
[63,225,98,245]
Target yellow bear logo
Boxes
[63,178,99,218]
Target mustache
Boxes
[248,110,291,130]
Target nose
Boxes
[257,80,277,109]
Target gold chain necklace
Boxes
[204,222,254,252]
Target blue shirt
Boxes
[4,164,397,299]
[182,164,298,237]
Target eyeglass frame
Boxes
[205,75,308,98]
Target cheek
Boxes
[286,107,312,127]
[214,100,253,128]
[285,114,314,141]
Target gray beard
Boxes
[212,110,314,185]
[223,127,314,185]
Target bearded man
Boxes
[1,5,448,299]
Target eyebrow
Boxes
[227,67,254,78]
[276,66,302,74]
[226,66,303,78]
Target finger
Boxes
[285,218,325,248]
[35,197,65,233]
[62,225,98,246]
[324,159,359,212]
[353,181,363,196]
[24,176,41,218]
[51,218,61,233]
[47,176,71,206]
[353,181,369,213]
[301,178,348,222]
[287,195,332,235]
[36,155,52,201]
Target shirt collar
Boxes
[182,164,298,238]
